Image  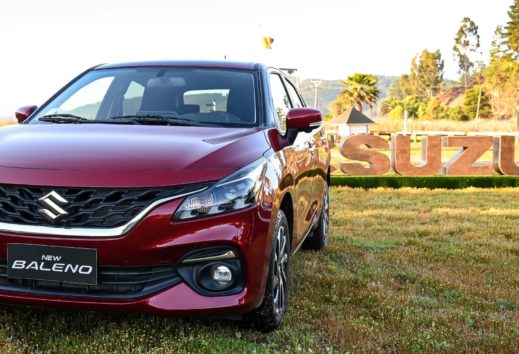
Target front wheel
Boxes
[303,185,329,251]
[243,210,290,332]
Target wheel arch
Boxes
[279,192,294,250]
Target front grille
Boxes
[0,183,208,228]
[0,261,182,299]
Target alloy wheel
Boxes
[273,225,288,315]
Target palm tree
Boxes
[338,73,380,113]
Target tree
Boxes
[423,98,450,120]
[453,17,481,90]
[329,99,345,117]
[490,26,510,60]
[391,50,445,99]
[337,73,380,113]
[483,10,519,118]
[388,105,404,120]
[448,106,466,121]
[389,80,403,99]
[401,95,426,118]
[463,86,492,119]
[380,96,401,115]
[413,50,445,98]
[506,0,519,58]
[483,56,519,117]
[399,74,415,96]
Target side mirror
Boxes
[286,108,322,132]
[15,105,38,123]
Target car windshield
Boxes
[30,67,259,127]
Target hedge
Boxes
[330,175,519,189]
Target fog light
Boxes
[177,248,244,295]
[213,265,233,287]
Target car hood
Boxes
[0,124,271,187]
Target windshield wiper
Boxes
[108,115,220,127]
[39,113,223,127]
[39,114,90,123]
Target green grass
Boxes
[0,188,517,352]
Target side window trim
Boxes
[268,71,292,134]
[283,77,305,108]
[271,72,294,108]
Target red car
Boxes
[0,61,330,331]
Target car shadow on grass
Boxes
[0,304,277,352]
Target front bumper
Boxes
[0,198,273,316]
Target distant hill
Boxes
[297,80,343,114]
[437,85,466,107]
[298,76,398,116]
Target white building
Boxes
[330,107,375,137]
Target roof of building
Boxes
[330,107,375,125]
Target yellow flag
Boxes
[261,36,274,50]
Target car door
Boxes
[269,73,316,247]
[282,77,324,230]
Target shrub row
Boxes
[330,175,519,189]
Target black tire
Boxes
[243,210,290,332]
[303,185,329,251]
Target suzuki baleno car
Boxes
[0,61,330,331]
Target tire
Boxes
[243,210,290,332]
[303,185,329,251]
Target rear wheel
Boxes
[243,210,290,332]
[303,185,329,251]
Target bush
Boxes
[463,86,492,119]
[331,176,519,189]
[388,105,404,120]
[447,106,465,121]
[424,98,449,120]
[385,95,428,120]
[380,97,401,116]
[416,101,428,119]
[402,95,425,118]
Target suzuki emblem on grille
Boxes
[38,191,69,223]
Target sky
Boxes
[0,0,513,116]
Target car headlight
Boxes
[173,158,267,221]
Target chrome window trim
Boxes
[0,187,207,238]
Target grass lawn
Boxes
[0,188,517,352]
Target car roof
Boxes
[95,60,266,71]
